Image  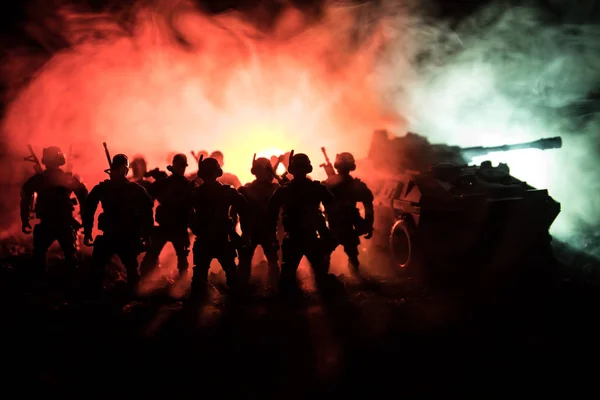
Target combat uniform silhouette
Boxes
[83,154,154,293]
[267,153,336,293]
[140,154,195,277]
[20,146,88,275]
[237,156,280,285]
[189,157,249,294]
[210,150,242,189]
[130,156,152,191]
[324,152,374,272]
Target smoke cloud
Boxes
[1,0,599,257]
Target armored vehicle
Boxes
[360,129,562,281]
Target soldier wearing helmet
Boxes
[140,153,197,279]
[20,146,88,277]
[210,150,242,189]
[267,152,339,295]
[130,156,152,191]
[83,153,154,295]
[237,155,281,286]
[188,157,249,296]
[324,152,374,272]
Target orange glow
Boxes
[2,3,399,190]
[276,162,287,176]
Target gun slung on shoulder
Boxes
[319,147,336,178]
[103,142,112,174]
[25,145,44,174]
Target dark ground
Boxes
[1,240,600,398]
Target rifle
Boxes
[24,145,43,174]
[191,151,200,163]
[274,150,293,185]
[103,142,112,175]
[144,167,168,180]
[319,147,336,178]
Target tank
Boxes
[360,129,562,282]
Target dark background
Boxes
[1,0,600,397]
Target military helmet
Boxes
[41,146,66,167]
[288,153,312,175]
[334,152,356,171]
[197,157,223,179]
[171,153,188,166]
[130,157,147,177]
[210,150,224,166]
[251,156,275,176]
[111,154,129,168]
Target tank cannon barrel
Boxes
[460,136,562,159]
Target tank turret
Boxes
[363,129,562,284]
[367,129,562,172]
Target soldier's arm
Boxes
[72,176,89,217]
[359,183,375,228]
[19,175,39,225]
[233,175,242,190]
[267,187,285,230]
[138,186,155,237]
[318,182,335,213]
[83,184,103,235]
[232,189,249,233]
[146,178,163,201]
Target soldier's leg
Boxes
[31,224,55,276]
[279,238,303,291]
[139,228,168,277]
[216,243,239,288]
[118,247,142,292]
[90,236,112,290]
[261,241,280,286]
[237,242,258,284]
[56,227,79,272]
[191,238,212,293]
[342,240,360,271]
[172,230,191,276]
[306,239,333,289]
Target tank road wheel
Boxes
[389,217,419,276]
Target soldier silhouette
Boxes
[130,156,152,191]
[189,157,249,296]
[210,150,242,189]
[140,154,196,278]
[267,153,337,294]
[237,156,280,285]
[324,152,374,272]
[20,146,88,276]
[187,150,208,185]
[83,154,154,294]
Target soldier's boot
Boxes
[177,257,189,280]
[266,256,280,289]
[190,267,209,298]
[31,248,48,280]
[126,268,141,296]
[139,256,159,278]
[348,255,360,273]
[224,267,238,290]
[278,269,300,296]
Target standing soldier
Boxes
[237,156,280,285]
[189,157,249,296]
[20,146,88,277]
[83,154,154,294]
[140,154,196,278]
[324,152,374,272]
[267,153,337,294]
[210,150,242,189]
[130,156,152,191]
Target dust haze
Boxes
[1,0,599,257]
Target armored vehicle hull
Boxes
[360,130,561,282]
